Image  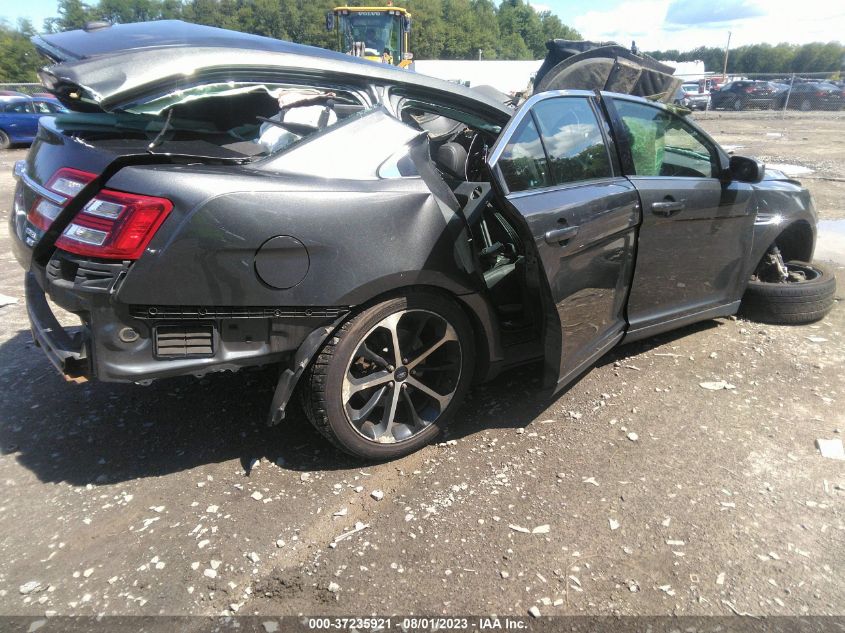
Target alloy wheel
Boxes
[342,309,462,444]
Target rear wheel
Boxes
[733,97,744,111]
[739,249,836,324]
[301,291,474,460]
[0,130,11,150]
[800,98,812,111]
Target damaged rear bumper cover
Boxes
[23,261,347,404]
[25,271,89,382]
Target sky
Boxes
[1,0,844,52]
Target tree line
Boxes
[647,42,844,77]
[1,0,843,83]
[0,0,581,81]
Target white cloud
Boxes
[571,0,845,52]
[530,3,553,14]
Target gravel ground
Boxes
[0,112,843,620]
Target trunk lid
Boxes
[32,20,512,124]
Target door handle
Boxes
[651,200,686,216]
[544,225,579,245]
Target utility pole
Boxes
[722,31,732,81]
[478,49,482,61]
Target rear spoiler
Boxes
[534,40,682,103]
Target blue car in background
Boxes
[0,96,66,149]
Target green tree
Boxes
[0,21,42,82]
[44,0,95,32]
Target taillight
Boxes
[27,168,96,231]
[56,188,173,260]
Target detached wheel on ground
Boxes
[301,291,474,460]
[739,250,836,324]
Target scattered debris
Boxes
[251,491,264,501]
[627,432,639,442]
[532,524,550,534]
[805,336,828,343]
[583,477,599,486]
[716,572,726,585]
[19,581,42,595]
[528,606,541,618]
[700,381,736,390]
[333,507,348,517]
[327,581,340,593]
[509,524,530,534]
[815,438,845,461]
[370,490,384,501]
[0,294,18,308]
[332,522,369,545]
[609,519,620,531]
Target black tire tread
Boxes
[739,260,836,325]
[300,290,473,459]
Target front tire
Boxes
[0,130,11,150]
[739,260,836,325]
[301,291,474,460]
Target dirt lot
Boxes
[694,110,845,220]
[0,112,843,623]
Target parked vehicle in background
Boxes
[675,83,710,110]
[0,96,66,148]
[710,80,777,110]
[776,82,844,111]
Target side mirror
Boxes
[728,155,765,183]
[325,11,335,31]
[403,16,412,33]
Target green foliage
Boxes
[1,0,583,69]
[0,21,42,81]
[647,42,845,76]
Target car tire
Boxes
[733,98,744,111]
[0,130,11,150]
[739,261,837,325]
[800,99,812,111]
[301,290,474,460]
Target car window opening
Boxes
[53,82,370,160]
[400,101,544,349]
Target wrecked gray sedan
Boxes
[9,21,835,459]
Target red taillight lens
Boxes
[56,189,173,260]
[27,168,96,231]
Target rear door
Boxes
[605,96,755,339]
[2,100,38,141]
[488,92,640,387]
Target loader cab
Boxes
[327,6,413,68]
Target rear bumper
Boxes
[20,252,346,384]
[25,272,89,382]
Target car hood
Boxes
[33,20,513,123]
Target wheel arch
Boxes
[340,283,501,386]
[268,282,503,425]
[771,219,815,263]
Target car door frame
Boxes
[485,90,641,390]
[601,93,758,341]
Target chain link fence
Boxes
[0,83,45,96]
[671,72,844,116]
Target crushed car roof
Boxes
[33,20,513,121]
